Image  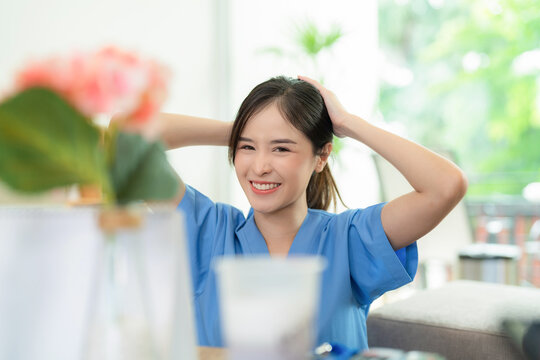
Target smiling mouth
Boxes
[250,181,281,193]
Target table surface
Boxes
[198,346,226,360]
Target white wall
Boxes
[0,0,227,202]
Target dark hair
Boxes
[228,76,344,211]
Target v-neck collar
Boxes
[236,208,321,256]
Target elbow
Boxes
[454,169,469,200]
[442,169,468,205]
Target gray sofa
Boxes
[367,280,540,360]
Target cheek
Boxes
[280,155,317,178]
[294,153,318,170]
[233,156,248,178]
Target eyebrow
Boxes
[238,137,297,145]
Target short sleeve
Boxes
[347,203,418,305]
[177,185,244,297]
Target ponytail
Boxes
[306,164,345,211]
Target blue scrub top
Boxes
[178,185,418,351]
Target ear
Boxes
[315,143,333,173]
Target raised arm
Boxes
[154,113,232,204]
[299,76,468,250]
[157,113,231,149]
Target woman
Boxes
[159,76,467,351]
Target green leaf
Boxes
[322,26,343,48]
[109,132,178,204]
[0,87,109,193]
[296,22,322,56]
[332,136,344,156]
[256,46,285,57]
[295,21,343,57]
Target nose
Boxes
[253,151,272,176]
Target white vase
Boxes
[0,206,197,360]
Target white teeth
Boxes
[252,182,280,190]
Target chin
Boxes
[247,197,284,215]
[248,201,278,215]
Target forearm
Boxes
[155,112,231,207]
[344,114,468,249]
[158,113,232,149]
[344,115,467,199]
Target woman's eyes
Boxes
[274,147,290,152]
[237,145,290,152]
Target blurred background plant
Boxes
[0,47,178,205]
[378,0,540,198]
[260,19,346,155]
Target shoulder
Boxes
[178,184,245,226]
[346,202,386,228]
[308,203,386,229]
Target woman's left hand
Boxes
[298,75,352,138]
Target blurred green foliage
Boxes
[294,22,343,62]
[260,19,345,155]
[378,0,540,196]
[0,87,177,205]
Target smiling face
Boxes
[234,102,325,217]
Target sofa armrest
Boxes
[367,280,540,360]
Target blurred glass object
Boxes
[215,256,325,360]
[0,207,196,360]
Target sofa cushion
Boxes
[367,280,540,360]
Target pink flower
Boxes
[15,47,169,127]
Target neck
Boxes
[253,202,308,256]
